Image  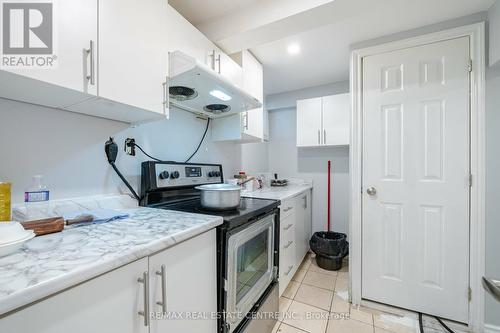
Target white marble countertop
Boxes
[243,182,313,201]
[0,195,223,316]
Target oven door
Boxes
[226,213,276,331]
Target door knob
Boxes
[366,187,377,196]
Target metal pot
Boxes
[195,184,242,210]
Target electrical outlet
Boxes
[125,138,135,156]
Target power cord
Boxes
[105,138,141,201]
[185,118,210,163]
[418,312,456,333]
[129,118,211,163]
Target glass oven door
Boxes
[226,213,276,331]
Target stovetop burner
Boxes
[150,197,279,229]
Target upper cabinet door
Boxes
[99,0,169,115]
[242,51,263,139]
[296,97,322,147]
[218,52,243,88]
[322,94,350,146]
[2,0,98,96]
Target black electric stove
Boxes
[140,161,280,333]
[150,197,279,229]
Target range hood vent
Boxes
[168,51,262,118]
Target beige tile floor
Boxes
[272,253,472,333]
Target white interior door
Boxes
[362,37,470,322]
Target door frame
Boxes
[349,22,486,331]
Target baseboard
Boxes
[485,324,500,333]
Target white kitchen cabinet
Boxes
[0,258,149,333]
[166,6,219,68]
[0,231,218,333]
[66,0,170,122]
[97,0,170,116]
[212,51,263,142]
[322,94,350,146]
[294,191,312,265]
[296,93,350,147]
[296,97,323,147]
[0,0,97,109]
[278,190,312,296]
[149,230,217,333]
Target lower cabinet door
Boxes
[0,258,149,333]
[149,230,217,333]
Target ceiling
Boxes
[169,0,495,95]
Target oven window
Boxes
[236,230,269,303]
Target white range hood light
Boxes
[168,51,261,118]
[210,89,232,101]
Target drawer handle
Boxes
[284,240,293,249]
[283,207,293,212]
[285,265,294,276]
[137,271,150,327]
[284,223,293,231]
[156,265,167,314]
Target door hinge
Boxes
[468,174,473,188]
[468,287,472,302]
[468,59,473,73]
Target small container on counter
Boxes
[24,175,51,221]
[0,182,12,221]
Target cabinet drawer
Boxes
[280,238,296,277]
[280,201,295,219]
[280,215,295,235]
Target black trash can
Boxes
[309,232,349,271]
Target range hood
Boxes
[168,51,262,118]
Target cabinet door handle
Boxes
[324,130,326,144]
[283,206,293,212]
[216,54,221,74]
[284,223,293,231]
[137,271,150,327]
[285,265,294,276]
[210,50,216,70]
[284,240,294,249]
[243,112,249,130]
[317,130,321,145]
[162,80,169,114]
[303,196,307,209]
[156,265,167,314]
[86,40,95,85]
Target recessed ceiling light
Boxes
[210,89,232,101]
[287,43,301,55]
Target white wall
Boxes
[266,81,350,111]
[267,106,349,235]
[489,0,500,67]
[0,98,242,202]
[240,141,269,175]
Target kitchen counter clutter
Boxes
[242,180,312,201]
[0,195,222,317]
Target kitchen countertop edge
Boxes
[0,215,223,317]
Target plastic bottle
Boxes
[24,175,50,221]
[0,182,11,221]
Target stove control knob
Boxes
[159,171,169,180]
[214,171,221,177]
[208,171,216,177]
[170,171,180,179]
